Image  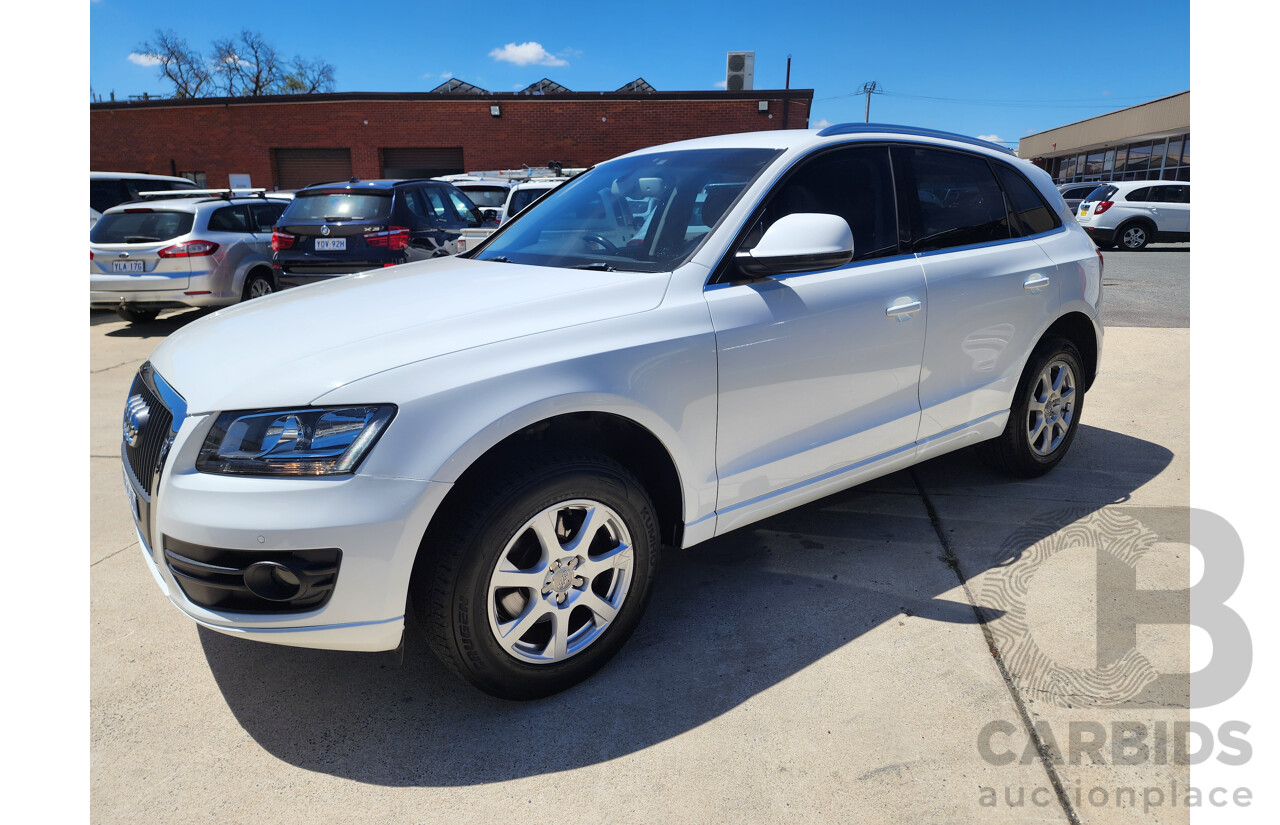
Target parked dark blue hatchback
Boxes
[271,178,487,287]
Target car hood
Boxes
[149,257,672,413]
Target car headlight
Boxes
[196,405,396,476]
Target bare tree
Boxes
[211,30,284,97]
[281,56,337,94]
[135,30,210,98]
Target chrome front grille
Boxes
[122,367,174,495]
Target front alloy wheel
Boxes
[416,449,659,699]
[487,500,635,664]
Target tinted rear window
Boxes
[90,211,195,244]
[458,186,508,208]
[284,191,392,222]
[1086,185,1117,202]
[995,165,1060,237]
[508,187,553,216]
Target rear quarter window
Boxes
[90,211,195,244]
[995,165,1060,237]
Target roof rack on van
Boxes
[136,188,272,200]
[815,123,1015,155]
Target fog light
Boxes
[244,560,307,601]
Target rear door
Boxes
[89,208,194,293]
[1154,184,1191,232]
[902,146,1063,442]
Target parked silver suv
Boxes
[90,192,290,323]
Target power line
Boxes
[813,89,1169,108]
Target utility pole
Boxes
[782,54,791,129]
[860,81,880,122]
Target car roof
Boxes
[299,178,444,191]
[101,196,290,215]
[616,123,1017,161]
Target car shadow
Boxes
[100,308,212,336]
[199,424,1173,787]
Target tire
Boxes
[116,306,159,324]
[242,269,275,301]
[979,335,1085,478]
[1116,221,1152,250]
[1093,239,1115,250]
[415,449,660,700]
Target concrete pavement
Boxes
[90,308,1189,824]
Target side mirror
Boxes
[734,213,854,278]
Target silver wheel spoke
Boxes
[527,509,563,561]
[580,591,619,624]
[562,505,605,555]
[1028,414,1047,445]
[496,601,551,652]
[490,566,545,590]
[577,542,633,579]
[549,612,570,660]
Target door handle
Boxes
[1024,274,1051,293]
[886,299,922,320]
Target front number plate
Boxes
[112,261,146,273]
[123,467,140,522]
[315,238,346,251]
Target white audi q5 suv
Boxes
[121,124,1103,699]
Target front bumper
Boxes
[126,393,451,652]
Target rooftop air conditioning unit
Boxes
[725,51,755,91]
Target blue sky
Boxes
[89,0,1189,149]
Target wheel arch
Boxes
[1041,311,1099,391]
[430,410,688,550]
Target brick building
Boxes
[90,89,814,190]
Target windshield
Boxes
[91,210,195,244]
[474,147,782,272]
[285,191,392,222]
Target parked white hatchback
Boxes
[122,125,1103,699]
[1076,180,1191,250]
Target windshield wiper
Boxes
[481,255,509,262]
[574,262,616,271]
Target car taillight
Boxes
[89,250,94,260]
[364,226,410,251]
[1094,200,1114,215]
[272,228,295,251]
[157,240,220,258]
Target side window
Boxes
[90,179,127,214]
[1168,185,1191,204]
[1126,186,1153,202]
[994,165,1060,237]
[908,147,1009,251]
[401,189,431,222]
[750,145,899,262]
[420,187,451,222]
[248,202,287,232]
[445,188,481,227]
[207,205,252,233]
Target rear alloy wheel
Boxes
[1118,222,1151,250]
[980,335,1085,477]
[116,306,159,324]
[242,270,275,301]
[417,450,659,699]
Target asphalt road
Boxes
[1097,242,1189,328]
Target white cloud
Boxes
[489,42,568,67]
[812,118,831,129]
[128,52,162,67]
[977,134,1002,143]
[713,79,727,89]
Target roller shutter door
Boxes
[274,148,353,189]
[382,147,464,178]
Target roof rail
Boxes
[136,188,272,200]
[815,123,1015,155]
